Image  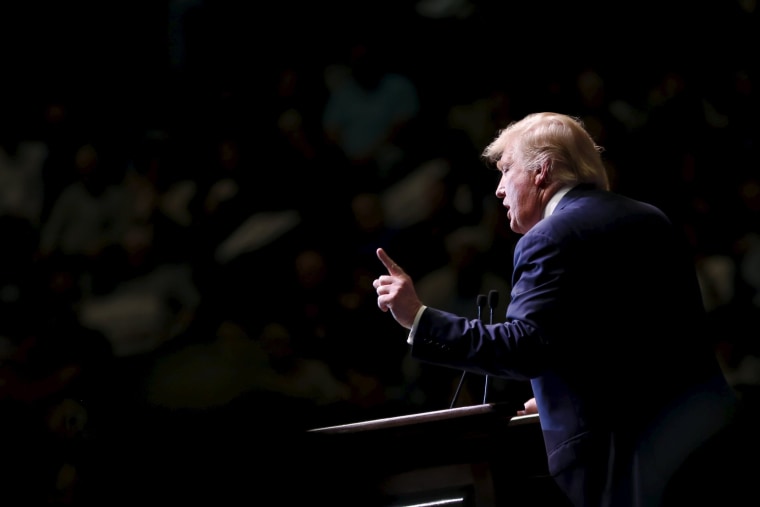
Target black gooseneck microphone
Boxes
[483,289,499,404]
[450,294,487,409]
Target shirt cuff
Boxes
[407,305,427,345]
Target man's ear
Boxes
[534,162,550,187]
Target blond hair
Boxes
[481,112,609,190]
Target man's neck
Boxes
[543,184,575,218]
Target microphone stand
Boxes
[483,290,499,404]
[450,294,487,409]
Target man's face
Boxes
[494,152,543,235]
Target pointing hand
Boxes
[373,248,422,329]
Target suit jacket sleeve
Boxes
[411,229,564,381]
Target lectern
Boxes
[305,402,570,506]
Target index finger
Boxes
[376,248,403,275]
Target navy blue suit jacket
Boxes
[411,185,737,507]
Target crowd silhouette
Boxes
[1,0,758,504]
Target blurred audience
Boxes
[37,139,133,299]
[322,39,422,190]
[0,3,758,504]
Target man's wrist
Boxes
[407,305,427,345]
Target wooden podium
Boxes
[305,403,570,507]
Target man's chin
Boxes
[510,220,527,235]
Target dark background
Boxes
[0,0,758,504]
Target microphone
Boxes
[488,290,499,323]
[483,290,499,404]
[450,294,487,409]
[478,293,488,322]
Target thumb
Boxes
[376,248,404,276]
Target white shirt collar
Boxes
[543,184,575,218]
